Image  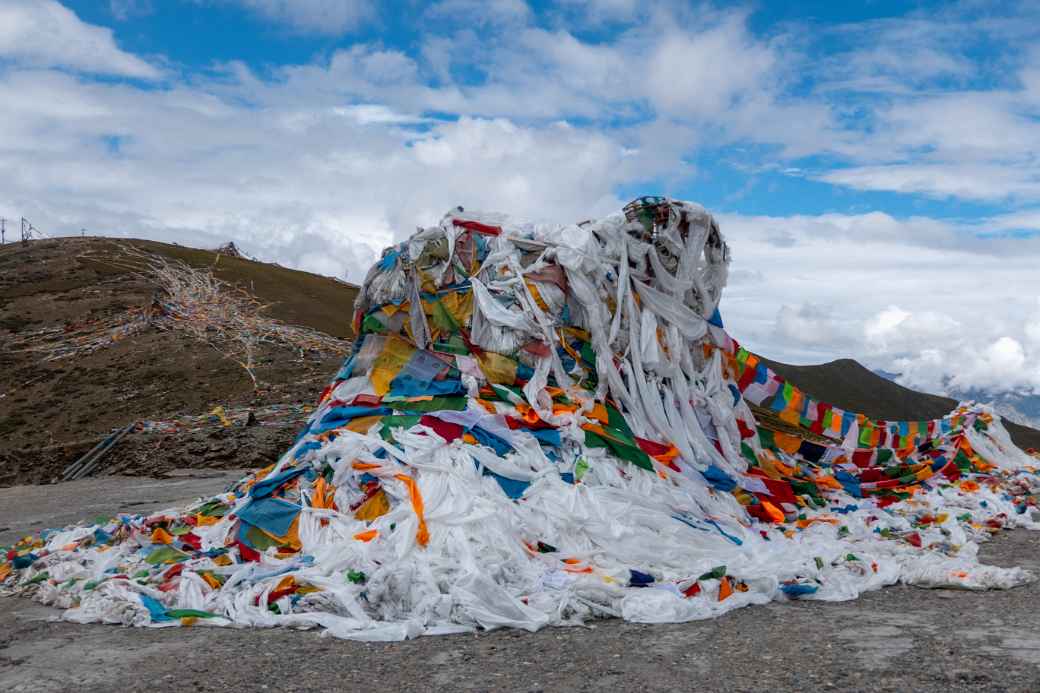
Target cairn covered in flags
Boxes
[3,197,1039,639]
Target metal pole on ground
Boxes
[62,422,137,481]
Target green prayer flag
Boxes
[379,415,423,441]
[361,312,386,335]
[165,609,219,619]
[575,458,589,481]
[740,442,758,465]
[605,403,634,437]
[583,428,653,472]
[144,546,189,565]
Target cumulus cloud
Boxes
[858,307,1039,394]
[0,0,159,78]
[644,13,776,119]
[893,337,1040,396]
[0,59,629,282]
[721,211,1040,394]
[864,306,961,354]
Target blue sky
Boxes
[2,0,1040,398]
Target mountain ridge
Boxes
[762,357,1040,450]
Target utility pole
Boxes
[1,218,5,244]
[21,217,29,245]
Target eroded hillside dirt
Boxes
[0,238,354,486]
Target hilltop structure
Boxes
[3,198,1038,638]
[214,242,243,258]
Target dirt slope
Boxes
[0,237,358,485]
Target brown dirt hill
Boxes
[0,237,358,485]
[760,357,1040,451]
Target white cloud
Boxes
[280,6,806,138]
[819,163,1040,202]
[110,0,152,20]
[333,104,430,125]
[0,0,159,78]
[228,0,373,35]
[988,209,1040,232]
[719,211,1040,394]
[894,336,1040,395]
[426,0,531,26]
[773,303,853,348]
[864,306,961,355]
[981,337,1029,379]
[557,0,640,24]
[0,61,629,283]
[645,15,776,119]
[816,16,977,93]
[864,306,911,347]
[1024,299,1040,345]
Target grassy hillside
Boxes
[89,239,358,338]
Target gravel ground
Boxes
[0,470,248,545]
[2,472,1040,693]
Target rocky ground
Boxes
[1,471,1039,693]
[0,421,301,487]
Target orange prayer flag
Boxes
[760,500,785,524]
[772,431,802,455]
[718,576,734,601]
[587,403,610,424]
[311,477,338,511]
[352,461,382,471]
[395,474,430,547]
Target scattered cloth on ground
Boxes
[3,197,1039,640]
